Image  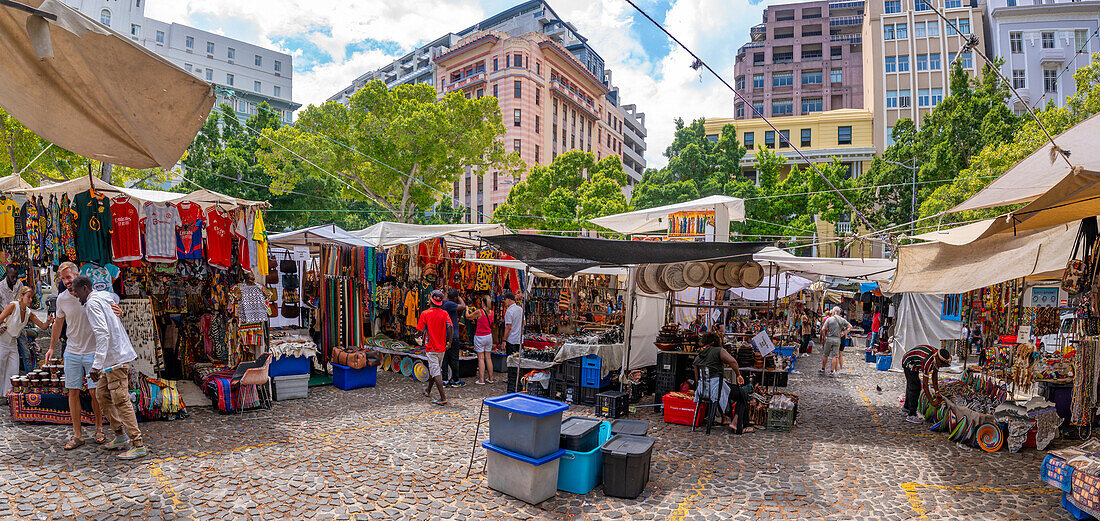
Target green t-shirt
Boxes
[73,190,112,267]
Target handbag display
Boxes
[282,288,300,305]
[266,256,279,285]
[281,302,300,319]
[1063,227,1086,295]
[280,252,297,273]
[281,273,300,290]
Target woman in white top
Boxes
[0,287,51,403]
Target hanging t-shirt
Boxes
[25,201,40,262]
[404,290,418,327]
[59,195,77,262]
[80,262,119,293]
[109,197,142,262]
[206,206,233,269]
[46,196,59,265]
[143,202,180,263]
[253,210,268,276]
[233,209,256,271]
[175,201,204,260]
[73,190,112,267]
[0,198,16,238]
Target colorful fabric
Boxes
[1070,465,1100,519]
[59,195,77,262]
[1072,338,1099,426]
[7,390,98,424]
[206,207,233,269]
[47,197,60,265]
[25,199,40,262]
[474,249,496,292]
[1043,455,1073,492]
[109,197,143,262]
[235,283,269,324]
[74,190,112,267]
[902,345,937,373]
[79,263,118,293]
[0,197,16,238]
[175,201,204,260]
[143,202,181,263]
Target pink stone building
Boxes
[435,30,628,223]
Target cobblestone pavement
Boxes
[0,346,1071,520]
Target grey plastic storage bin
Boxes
[601,434,655,499]
[485,393,569,459]
[610,419,651,437]
[560,416,602,452]
[272,374,309,401]
[483,441,565,504]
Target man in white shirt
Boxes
[0,264,24,305]
[45,262,105,450]
[73,275,147,460]
[502,292,524,355]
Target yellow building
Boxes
[814,216,884,258]
[703,108,875,180]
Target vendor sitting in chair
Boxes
[694,332,753,434]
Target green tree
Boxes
[257,80,523,223]
[630,118,747,209]
[494,151,628,233]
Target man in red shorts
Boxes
[417,290,453,406]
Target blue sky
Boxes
[146,0,784,168]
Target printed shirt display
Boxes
[253,210,268,275]
[109,197,143,262]
[80,262,119,293]
[73,190,112,267]
[206,207,233,269]
[175,201,204,260]
[59,195,76,262]
[232,208,256,271]
[0,197,16,238]
[24,200,40,262]
[47,196,59,265]
[143,202,180,263]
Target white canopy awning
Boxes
[12,176,263,208]
[729,273,814,301]
[268,224,370,251]
[0,174,31,192]
[588,195,746,234]
[350,222,510,249]
[464,256,629,278]
[753,247,896,282]
[0,0,214,168]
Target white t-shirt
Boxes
[504,303,523,345]
[56,289,94,356]
[144,202,181,262]
[0,279,23,306]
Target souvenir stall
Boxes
[5,176,272,418]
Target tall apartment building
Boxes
[984,0,1100,113]
[63,0,300,124]
[864,0,984,150]
[327,1,648,217]
[434,31,629,222]
[733,0,866,121]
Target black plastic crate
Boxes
[556,358,581,385]
[624,382,647,404]
[596,391,629,419]
[577,385,599,406]
[657,352,686,376]
[522,380,553,399]
[762,371,789,387]
[507,367,519,393]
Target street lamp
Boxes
[880,158,919,233]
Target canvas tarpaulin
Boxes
[588,195,746,234]
[0,0,214,168]
[729,273,814,301]
[889,221,1079,294]
[626,292,666,370]
[268,225,371,251]
[890,293,963,370]
[12,176,263,208]
[753,246,896,282]
[351,222,509,249]
[484,234,770,278]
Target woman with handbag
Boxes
[464,295,495,385]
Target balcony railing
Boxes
[802,52,823,60]
[829,15,862,27]
[828,0,865,9]
[773,53,794,64]
[830,34,862,44]
[549,78,598,117]
[443,72,486,93]
[836,222,852,235]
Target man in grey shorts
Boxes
[820,306,851,376]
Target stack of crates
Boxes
[550,357,581,403]
[578,355,613,406]
[507,367,519,393]
[655,352,691,404]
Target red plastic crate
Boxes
[662,394,705,426]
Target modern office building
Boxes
[703,109,876,180]
[327,1,647,219]
[864,0,985,150]
[64,0,300,124]
[434,30,629,222]
[733,0,866,121]
[984,0,1100,113]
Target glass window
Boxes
[185,36,194,49]
[831,46,843,58]
[886,90,898,108]
[928,21,940,37]
[514,109,521,126]
[802,97,823,113]
[254,80,261,92]
[801,128,812,147]
[838,126,852,145]
[915,22,926,38]
[802,70,823,85]
[1012,70,1025,89]
[931,88,943,105]
[896,23,908,39]
[885,0,902,13]
[100,9,111,26]
[1042,32,1055,49]
[1010,32,1023,53]
[207,42,214,54]
[918,88,930,107]
[275,60,282,72]
[226,73,234,86]
[772,99,793,115]
[752,101,764,117]
[916,54,928,71]
[765,130,776,148]
[493,84,498,97]
[753,74,765,88]
[184,63,192,72]
[779,130,791,148]
[736,76,745,90]
[958,19,970,35]
[514,139,521,155]
[772,71,794,87]
[899,89,911,108]
[155,31,164,43]
[535,89,541,105]
[205,69,212,81]
[255,55,262,67]
[1045,69,1058,92]
[884,25,895,40]
[915,0,931,11]
[736,104,745,118]
[946,23,957,36]
[929,53,941,70]
[885,56,896,73]
[945,0,961,7]
[1008,0,1015,4]
[744,132,755,149]
[493,58,498,71]
[887,126,895,146]
[831,68,843,83]
[514,80,522,98]
[274,85,281,97]
[1077,29,1089,51]
[897,55,910,72]
[228,48,235,60]
[960,52,973,69]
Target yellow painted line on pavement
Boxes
[668,471,711,521]
[149,463,190,520]
[900,482,1058,520]
[858,388,883,425]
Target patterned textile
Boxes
[47,196,59,265]
[418,238,446,280]
[1071,338,1100,426]
[25,199,39,262]
[119,299,163,375]
[8,390,97,424]
[389,245,409,280]
[59,195,77,262]
[1070,467,1100,519]
[1043,455,1074,492]
[235,283,269,324]
[474,249,497,292]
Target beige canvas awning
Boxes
[12,176,263,208]
[0,0,214,168]
[889,221,1079,294]
[350,222,510,249]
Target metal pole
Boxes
[910,157,917,235]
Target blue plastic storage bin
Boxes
[876,355,892,371]
[1063,492,1095,520]
[865,349,876,363]
[581,355,612,388]
[558,421,610,494]
[332,363,377,390]
[486,393,569,459]
[776,345,796,358]
[270,355,311,377]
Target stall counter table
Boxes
[7,389,96,424]
[506,342,624,377]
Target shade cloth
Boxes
[588,195,746,234]
[753,246,897,282]
[889,221,1079,294]
[950,113,1100,214]
[484,234,769,278]
[351,222,509,249]
[463,256,629,278]
[268,224,370,250]
[12,176,263,208]
[890,293,963,370]
[506,343,623,378]
[0,174,31,191]
[729,273,814,301]
[0,0,214,168]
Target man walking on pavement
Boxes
[73,275,147,460]
[820,307,851,376]
[502,292,523,355]
[418,289,452,406]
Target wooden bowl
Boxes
[655,343,679,351]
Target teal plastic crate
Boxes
[557,421,610,494]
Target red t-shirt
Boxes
[206,207,233,269]
[872,313,882,333]
[175,201,204,259]
[416,307,452,353]
[109,197,142,262]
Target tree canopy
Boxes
[629,118,747,209]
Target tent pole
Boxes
[620,266,637,390]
